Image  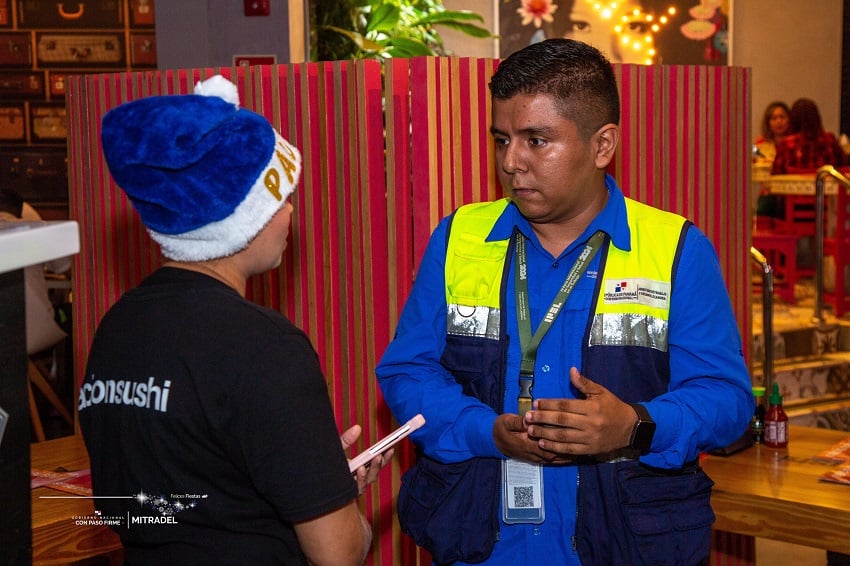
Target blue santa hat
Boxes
[100,75,301,261]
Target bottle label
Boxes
[765,420,788,446]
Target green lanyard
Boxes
[514,230,605,414]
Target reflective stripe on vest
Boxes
[444,198,511,340]
[590,198,686,352]
[445,197,686,349]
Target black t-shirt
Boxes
[79,267,357,565]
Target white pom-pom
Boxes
[194,75,240,107]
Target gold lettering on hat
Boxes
[275,144,298,185]
[264,139,299,200]
[264,169,282,201]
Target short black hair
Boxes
[489,38,620,138]
[0,187,24,217]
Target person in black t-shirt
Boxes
[79,75,391,565]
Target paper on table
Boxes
[815,435,850,486]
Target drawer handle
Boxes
[57,3,85,20]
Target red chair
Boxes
[752,218,798,303]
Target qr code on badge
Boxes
[513,485,534,508]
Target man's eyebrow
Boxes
[489,124,557,137]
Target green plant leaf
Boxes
[366,3,401,33]
[310,0,491,61]
[323,25,383,51]
[386,37,435,57]
[414,10,486,25]
[432,21,492,38]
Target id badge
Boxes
[501,459,545,524]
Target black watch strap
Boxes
[628,403,656,454]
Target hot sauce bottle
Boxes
[764,382,788,448]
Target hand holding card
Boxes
[348,414,425,473]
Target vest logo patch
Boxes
[603,278,670,308]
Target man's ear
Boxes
[594,124,620,169]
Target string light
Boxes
[581,0,676,64]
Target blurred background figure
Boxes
[753,101,790,218]
[0,187,69,356]
[0,186,74,439]
[772,97,848,175]
[754,100,791,165]
[757,98,848,220]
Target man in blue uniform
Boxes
[376,38,753,565]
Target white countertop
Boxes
[0,221,80,274]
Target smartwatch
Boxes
[628,403,656,454]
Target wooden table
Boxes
[702,425,850,555]
[31,434,122,565]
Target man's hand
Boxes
[523,367,638,457]
[341,424,394,495]
[493,413,573,464]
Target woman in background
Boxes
[754,101,790,165]
[753,101,790,218]
[758,99,847,219]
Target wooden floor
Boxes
[757,539,826,565]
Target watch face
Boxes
[629,403,656,453]
[632,420,656,452]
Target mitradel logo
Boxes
[126,490,207,525]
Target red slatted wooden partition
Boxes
[612,64,752,365]
[67,59,751,566]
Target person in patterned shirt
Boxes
[772,98,847,174]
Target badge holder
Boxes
[501,459,545,524]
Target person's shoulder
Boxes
[778,132,799,145]
[218,294,302,335]
[624,197,687,227]
[454,198,510,214]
